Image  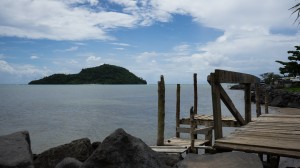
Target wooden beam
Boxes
[255,84,261,117]
[176,84,180,138]
[157,75,165,146]
[214,69,260,84]
[218,83,246,126]
[244,84,251,123]
[193,73,198,140]
[210,73,223,139]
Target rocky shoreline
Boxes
[0,129,181,168]
[230,84,300,109]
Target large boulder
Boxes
[55,157,82,168]
[81,128,170,168]
[0,131,34,168]
[34,138,93,168]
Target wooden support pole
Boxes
[190,107,196,153]
[255,84,261,117]
[265,90,269,114]
[157,75,165,146]
[176,84,180,138]
[193,73,198,139]
[244,83,251,123]
[210,73,223,139]
[194,73,198,115]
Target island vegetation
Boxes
[28,64,147,84]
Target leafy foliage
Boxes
[290,2,300,25]
[260,72,281,84]
[29,64,147,84]
[275,46,300,77]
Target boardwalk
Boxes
[215,114,300,159]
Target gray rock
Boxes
[34,138,93,168]
[0,131,34,168]
[55,157,82,168]
[176,152,263,168]
[81,128,170,168]
[157,153,182,167]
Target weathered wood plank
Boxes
[214,69,260,83]
[150,146,188,154]
[214,143,300,159]
[235,127,300,135]
[165,137,209,147]
[230,131,300,140]
[216,136,300,151]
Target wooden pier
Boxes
[154,69,300,167]
[215,114,300,158]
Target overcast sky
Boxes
[0,0,299,84]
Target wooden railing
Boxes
[207,69,261,140]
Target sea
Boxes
[0,84,258,154]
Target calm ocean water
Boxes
[0,84,257,153]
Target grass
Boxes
[284,86,300,93]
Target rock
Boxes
[91,141,101,150]
[0,131,34,168]
[55,157,82,168]
[176,152,263,168]
[34,138,93,168]
[81,128,170,168]
[157,153,182,167]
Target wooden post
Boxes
[194,73,198,115]
[157,75,165,146]
[255,84,261,117]
[265,90,269,114]
[190,107,196,153]
[244,83,251,123]
[176,84,180,138]
[210,73,223,139]
[193,73,198,139]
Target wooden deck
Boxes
[181,114,240,127]
[215,114,300,159]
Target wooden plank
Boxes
[150,146,188,154]
[235,127,300,135]
[210,73,223,139]
[259,114,300,118]
[214,69,260,84]
[194,126,214,134]
[214,142,300,159]
[230,131,300,140]
[165,137,209,147]
[193,74,198,140]
[244,83,251,123]
[176,127,190,133]
[176,84,180,138]
[216,136,300,151]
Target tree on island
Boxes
[275,46,300,77]
[260,72,281,84]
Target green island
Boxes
[28,64,147,84]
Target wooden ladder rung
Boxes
[176,127,190,133]
[176,126,213,134]
[193,126,213,134]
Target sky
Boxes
[0,0,299,84]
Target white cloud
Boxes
[0,0,137,40]
[30,55,39,59]
[0,59,51,83]
[65,46,79,52]
[111,42,131,47]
